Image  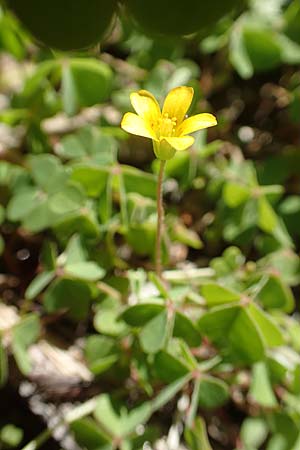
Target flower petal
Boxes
[162,86,194,124]
[121,112,158,140]
[130,90,161,129]
[162,135,194,151]
[178,113,217,136]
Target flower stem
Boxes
[156,159,166,278]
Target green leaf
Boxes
[85,336,118,375]
[198,376,229,409]
[57,134,86,160]
[127,193,156,225]
[154,351,190,383]
[122,165,157,199]
[29,154,67,194]
[48,184,85,215]
[229,22,253,79]
[184,417,213,450]
[173,312,202,347]
[94,309,127,337]
[126,222,157,257]
[119,402,152,436]
[71,165,109,198]
[248,303,284,347]
[250,362,278,408]
[267,354,288,384]
[243,25,282,73]
[65,234,87,265]
[17,59,60,104]
[12,314,40,375]
[140,310,168,354]
[269,412,299,448]
[6,188,41,222]
[258,197,278,233]
[284,0,300,45]
[70,418,112,450]
[90,356,119,376]
[62,59,113,116]
[0,160,24,187]
[65,261,105,282]
[223,198,259,242]
[241,417,268,449]
[85,335,116,362]
[25,271,56,300]
[54,209,100,240]
[257,275,295,312]
[201,283,241,306]
[57,126,118,164]
[44,278,92,320]
[258,248,300,286]
[278,35,300,65]
[291,434,300,450]
[13,315,40,349]
[169,221,203,250]
[228,307,265,363]
[267,434,289,450]
[94,395,152,439]
[198,304,241,342]
[0,14,26,59]
[121,304,164,327]
[94,395,123,437]
[272,218,294,249]
[223,182,250,208]
[22,200,56,233]
[198,305,265,363]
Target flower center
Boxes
[158,113,177,138]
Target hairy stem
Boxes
[156,160,166,278]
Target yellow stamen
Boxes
[158,115,178,138]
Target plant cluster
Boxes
[0,1,300,450]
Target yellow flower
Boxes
[121,86,217,160]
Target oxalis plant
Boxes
[1,32,300,450]
[11,84,300,450]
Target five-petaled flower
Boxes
[121,86,217,160]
